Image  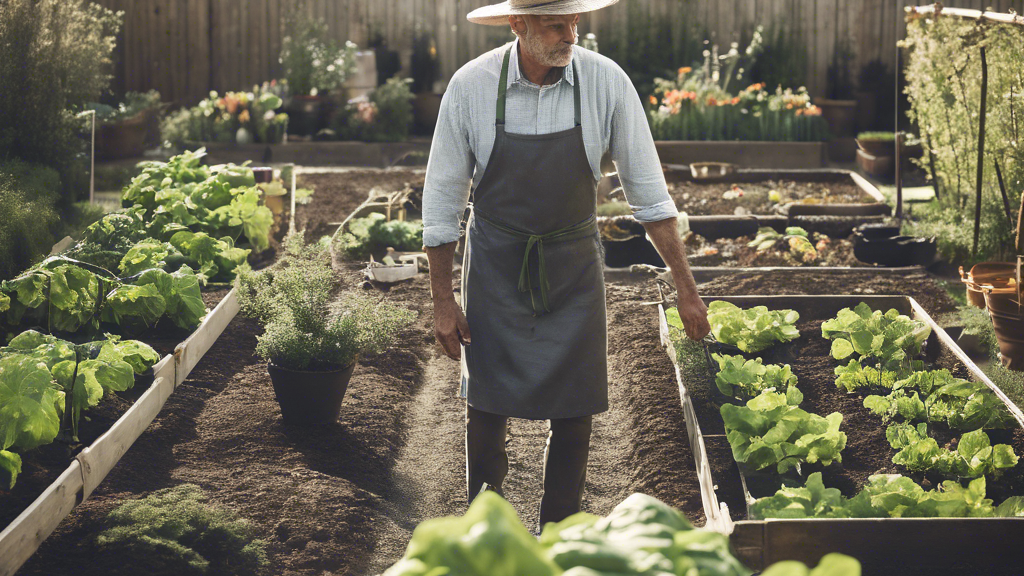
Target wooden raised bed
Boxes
[0,288,242,576]
[196,140,431,168]
[657,295,1024,574]
[655,141,828,169]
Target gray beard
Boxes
[520,29,574,68]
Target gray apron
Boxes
[460,46,608,420]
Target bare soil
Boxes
[601,177,876,216]
[294,169,425,242]
[16,258,705,576]
[685,233,864,268]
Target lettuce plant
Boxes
[0,330,159,487]
[707,300,800,353]
[752,471,1024,519]
[886,423,1018,479]
[721,389,846,474]
[863,369,1015,431]
[712,353,798,400]
[821,303,931,371]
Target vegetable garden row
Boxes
[0,149,280,575]
[660,295,1024,573]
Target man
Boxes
[422,0,710,526]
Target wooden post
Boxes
[895,131,903,220]
[972,45,988,257]
[994,161,1013,225]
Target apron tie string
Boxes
[476,211,597,315]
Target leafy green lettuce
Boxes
[170,231,250,283]
[821,303,930,368]
[136,267,207,330]
[707,301,800,353]
[119,239,184,276]
[101,284,167,333]
[887,423,1018,479]
[712,353,798,400]
[721,390,846,474]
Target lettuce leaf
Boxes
[119,239,184,276]
[136,267,206,330]
[707,301,800,353]
[101,284,167,332]
[0,449,21,489]
[712,353,798,399]
[0,354,62,451]
[821,303,930,368]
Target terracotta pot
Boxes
[267,361,356,425]
[961,262,1016,309]
[96,112,148,160]
[856,138,895,157]
[815,98,858,137]
[984,288,1024,371]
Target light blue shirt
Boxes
[421,39,678,247]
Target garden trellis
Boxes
[903,4,1024,263]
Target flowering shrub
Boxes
[649,68,827,141]
[160,81,289,147]
[280,13,358,96]
[329,77,414,142]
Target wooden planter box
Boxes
[195,140,431,168]
[658,295,1024,573]
[654,141,827,169]
[0,289,241,576]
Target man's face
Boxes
[514,14,579,67]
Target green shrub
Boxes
[235,233,414,370]
[96,484,267,576]
[280,12,357,96]
[330,77,414,142]
[334,213,423,260]
[902,13,1023,264]
[0,161,63,280]
[0,0,121,207]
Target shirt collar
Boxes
[507,38,575,89]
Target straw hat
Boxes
[467,0,620,26]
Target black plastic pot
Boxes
[852,224,936,267]
[267,361,357,425]
[285,95,326,137]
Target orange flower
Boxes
[806,105,822,116]
[707,96,717,106]
[238,109,250,123]
[744,83,765,92]
[678,66,692,76]
[685,91,697,100]
[224,94,239,114]
[649,95,658,105]
[731,97,740,105]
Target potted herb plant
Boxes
[235,233,414,425]
[89,91,163,160]
[279,12,358,136]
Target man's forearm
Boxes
[641,217,699,297]
[426,241,459,303]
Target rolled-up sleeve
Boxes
[608,69,679,223]
[422,81,475,247]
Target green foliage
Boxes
[0,161,63,281]
[0,330,157,482]
[821,303,931,371]
[330,77,415,142]
[707,300,800,353]
[751,471,1022,519]
[136,267,207,331]
[117,149,271,260]
[902,14,1023,264]
[235,234,414,371]
[97,484,267,576]
[65,208,150,273]
[833,359,907,393]
[160,83,288,147]
[335,213,424,260]
[747,227,819,263]
[887,423,1018,479]
[0,0,121,208]
[87,90,161,124]
[385,490,860,576]
[720,390,846,475]
[856,131,896,141]
[280,12,358,96]
[711,353,797,400]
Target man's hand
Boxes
[676,292,710,341]
[434,297,471,360]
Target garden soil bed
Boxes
[17,266,705,576]
[600,176,876,217]
[0,288,230,532]
[684,233,863,267]
[295,169,426,242]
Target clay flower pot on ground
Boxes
[234,233,413,426]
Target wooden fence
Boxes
[93,0,1024,106]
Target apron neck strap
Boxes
[496,44,581,127]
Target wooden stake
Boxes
[994,161,1013,225]
[972,45,987,257]
[895,131,904,221]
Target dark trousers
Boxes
[465,403,593,526]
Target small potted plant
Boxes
[279,12,358,136]
[816,37,857,142]
[89,90,163,160]
[234,233,414,425]
[410,28,442,134]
